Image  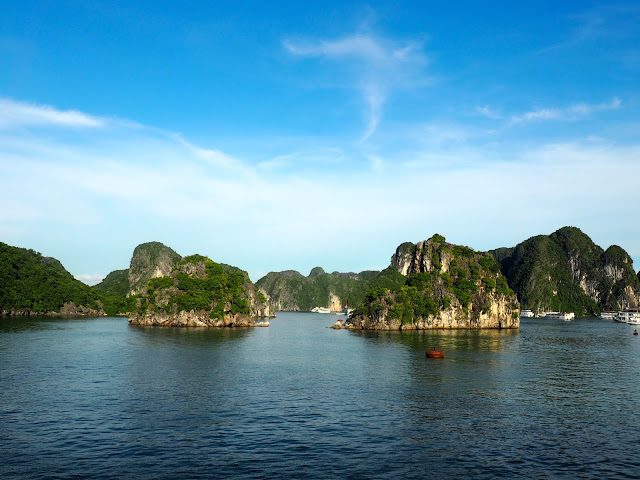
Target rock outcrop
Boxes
[490,227,640,315]
[256,267,405,312]
[347,235,519,330]
[127,242,181,295]
[128,255,273,327]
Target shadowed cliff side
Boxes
[490,226,640,316]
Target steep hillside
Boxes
[129,255,272,327]
[347,234,519,330]
[256,266,405,312]
[0,242,104,316]
[490,226,640,316]
[128,242,181,295]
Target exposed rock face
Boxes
[255,267,405,312]
[491,227,640,315]
[128,242,181,295]
[128,255,273,327]
[348,235,519,330]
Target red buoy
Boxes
[426,349,445,359]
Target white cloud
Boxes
[75,274,105,286]
[284,32,428,141]
[2,96,639,281]
[511,97,621,124]
[0,98,105,129]
[475,106,502,120]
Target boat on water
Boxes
[544,312,575,321]
[616,308,640,325]
[311,306,331,314]
[599,311,618,320]
[335,303,353,316]
[520,309,535,318]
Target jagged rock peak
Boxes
[349,235,519,330]
[309,266,326,277]
[128,241,181,295]
[128,255,273,327]
[390,234,453,276]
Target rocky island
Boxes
[490,226,640,316]
[128,254,272,327]
[256,266,405,312]
[343,235,519,330]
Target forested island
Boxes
[490,227,640,316]
[1,226,639,328]
[343,235,519,330]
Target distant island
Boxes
[342,235,519,330]
[1,226,639,327]
[255,266,405,313]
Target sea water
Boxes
[1,313,639,478]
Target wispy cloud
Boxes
[283,32,428,141]
[2,96,639,281]
[475,106,502,120]
[539,4,640,56]
[510,97,621,124]
[0,98,105,129]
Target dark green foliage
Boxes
[256,266,405,311]
[93,269,129,296]
[0,242,101,314]
[430,234,446,244]
[354,238,516,326]
[133,257,253,320]
[453,245,475,258]
[490,226,639,316]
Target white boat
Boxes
[599,311,617,321]
[311,306,331,314]
[544,312,575,321]
[520,309,535,318]
[616,308,640,325]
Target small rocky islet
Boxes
[1,227,639,330]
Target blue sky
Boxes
[1,1,640,283]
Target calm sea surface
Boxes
[1,313,639,479]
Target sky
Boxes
[1,1,640,284]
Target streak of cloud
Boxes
[283,32,428,142]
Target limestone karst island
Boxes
[1,227,639,330]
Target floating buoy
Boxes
[634,330,638,336]
[426,349,445,359]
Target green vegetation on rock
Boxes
[350,235,518,329]
[491,226,640,316]
[129,254,270,326]
[128,241,181,295]
[0,242,102,315]
[256,266,405,312]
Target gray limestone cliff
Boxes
[490,227,640,315]
[127,242,182,295]
[128,255,273,327]
[347,235,519,330]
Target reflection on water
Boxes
[356,326,520,353]
[1,314,639,479]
